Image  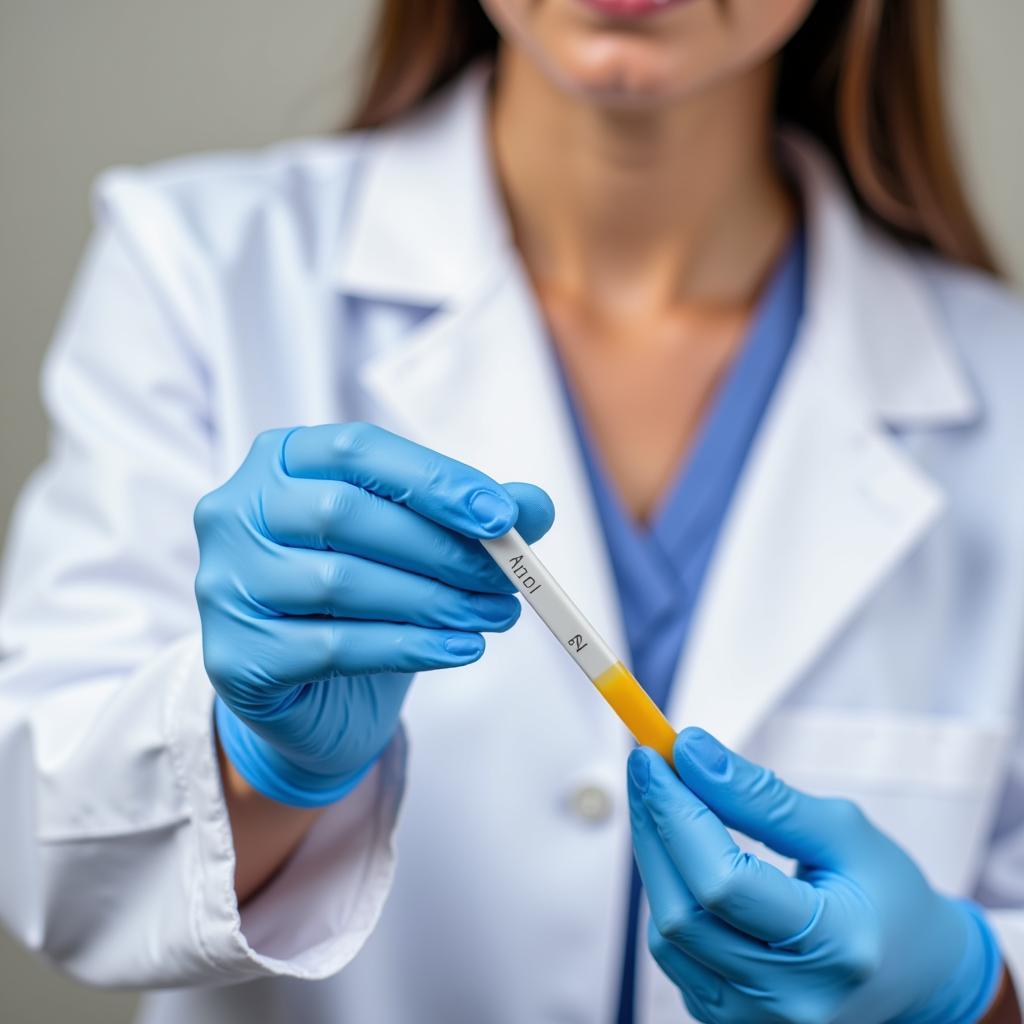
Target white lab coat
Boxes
[2,62,1024,1024]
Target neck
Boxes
[491,45,795,317]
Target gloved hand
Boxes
[195,422,554,807]
[628,728,1004,1024]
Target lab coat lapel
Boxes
[335,66,629,753]
[666,138,979,751]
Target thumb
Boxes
[503,482,555,544]
[672,727,870,868]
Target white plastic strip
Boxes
[480,528,618,681]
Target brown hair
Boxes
[349,0,996,273]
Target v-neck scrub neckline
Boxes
[551,228,807,1024]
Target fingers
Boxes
[672,727,873,869]
[645,919,729,1024]
[260,477,555,596]
[502,482,556,543]
[250,547,522,632]
[280,423,519,538]
[202,615,487,692]
[647,919,802,1024]
[631,773,783,987]
[262,477,518,594]
[629,747,821,946]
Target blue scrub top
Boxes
[553,228,806,1024]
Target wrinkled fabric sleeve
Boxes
[0,172,404,988]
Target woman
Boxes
[1,1,1022,1021]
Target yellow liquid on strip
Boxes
[593,661,677,764]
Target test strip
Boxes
[481,528,678,763]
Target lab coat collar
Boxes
[340,63,981,755]
[333,62,513,307]
[781,132,979,429]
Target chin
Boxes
[484,0,817,112]
[551,40,688,106]
[525,27,724,111]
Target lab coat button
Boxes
[569,784,614,823]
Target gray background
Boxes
[0,2,1021,1022]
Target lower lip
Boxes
[576,0,692,18]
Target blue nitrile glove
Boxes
[628,728,1004,1024]
[195,422,554,807]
